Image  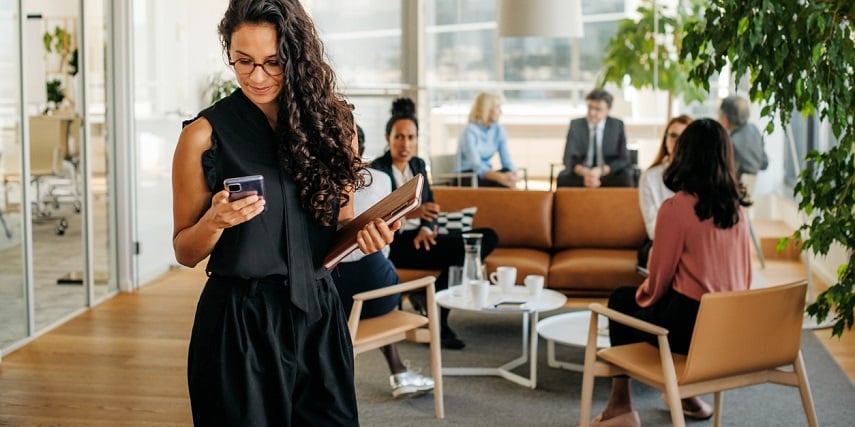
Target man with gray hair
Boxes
[718,95,769,178]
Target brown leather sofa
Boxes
[397,187,647,297]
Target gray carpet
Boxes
[354,308,855,426]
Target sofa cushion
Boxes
[436,206,477,234]
[433,187,553,250]
[553,188,647,250]
[484,248,550,285]
[549,248,645,296]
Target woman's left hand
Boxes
[356,218,401,254]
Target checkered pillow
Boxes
[436,206,477,234]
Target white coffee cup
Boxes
[469,279,490,309]
[489,266,517,294]
[524,274,545,298]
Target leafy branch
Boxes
[598,0,707,115]
[681,0,855,337]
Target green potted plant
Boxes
[45,79,65,113]
[204,72,238,106]
[42,26,73,73]
[598,0,707,118]
[681,0,855,337]
[42,25,77,112]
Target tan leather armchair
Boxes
[579,280,817,427]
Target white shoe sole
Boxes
[392,385,434,399]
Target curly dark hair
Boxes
[385,98,419,137]
[663,118,751,229]
[218,0,362,226]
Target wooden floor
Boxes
[0,267,206,426]
[0,263,852,426]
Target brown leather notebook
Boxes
[323,173,424,270]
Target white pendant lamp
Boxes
[497,0,584,38]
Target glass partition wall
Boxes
[0,0,26,350]
[27,0,87,332]
[1,0,116,355]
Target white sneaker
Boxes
[390,370,434,398]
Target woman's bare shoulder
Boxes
[178,117,214,152]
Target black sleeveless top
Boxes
[191,89,337,320]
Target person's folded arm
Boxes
[606,123,631,175]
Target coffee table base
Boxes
[545,340,585,372]
[442,311,539,389]
[537,310,611,373]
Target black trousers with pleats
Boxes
[187,275,358,426]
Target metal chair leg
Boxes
[747,218,765,269]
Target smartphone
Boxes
[224,175,266,211]
[491,300,529,310]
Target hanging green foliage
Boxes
[598,0,708,113]
[681,0,855,337]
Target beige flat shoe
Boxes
[591,411,641,427]
[661,394,714,420]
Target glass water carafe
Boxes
[460,232,484,300]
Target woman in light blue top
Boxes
[455,92,521,188]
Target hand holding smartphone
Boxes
[224,175,266,212]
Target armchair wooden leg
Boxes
[713,391,723,427]
[794,352,818,427]
[427,285,444,419]
[578,311,600,427]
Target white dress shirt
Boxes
[638,162,675,239]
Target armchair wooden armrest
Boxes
[351,276,436,302]
[588,303,668,336]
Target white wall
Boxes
[132,0,228,285]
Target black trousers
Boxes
[637,238,653,269]
[556,168,633,188]
[607,286,700,355]
[333,251,401,319]
[188,275,358,426]
[389,227,498,292]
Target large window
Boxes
[314,0,638,172]
[310,0,401,87]
[426,0,627,103]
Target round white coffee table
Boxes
[536,310,611,372]
[435,285,566,389]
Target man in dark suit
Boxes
[556,89,633,187]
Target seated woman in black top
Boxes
[371,98,499,350]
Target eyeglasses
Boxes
[229,58,283,76]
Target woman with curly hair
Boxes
[171,0,398,425]
[593,119,752,426]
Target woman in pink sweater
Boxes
[592,119,753,427]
